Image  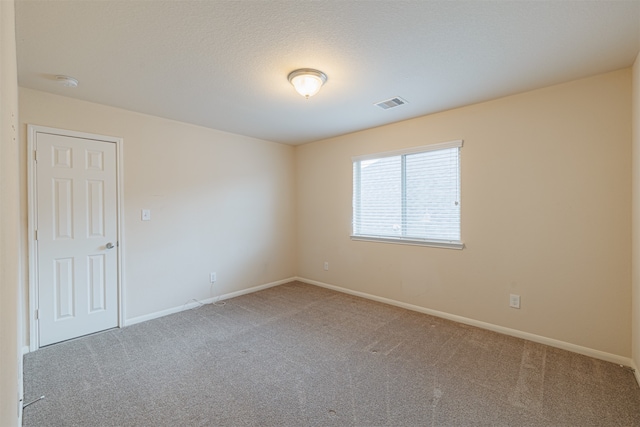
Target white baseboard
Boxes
[124,277,296,327]
[632,360,640,388]
[214,277,296,302]
[22,345,30,355]
[296,276,634,368]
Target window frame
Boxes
[351,140,464,250]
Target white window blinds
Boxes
[352,140,463,249]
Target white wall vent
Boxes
[375,97,408,110]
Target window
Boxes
[352,140,463,249]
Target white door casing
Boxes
[28,126,124,349]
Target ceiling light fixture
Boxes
[55,75,78,88]
[287,69,327,99]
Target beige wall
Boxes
[19,88,297,336]
[632,52,640,370]
[0,0,21,425]
[297,69,632,357]
[16,61,636,370]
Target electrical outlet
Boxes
[323,261,329,271]
[509,294,521,309]
[210,272,217,283]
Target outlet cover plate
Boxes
[509,294,521,309]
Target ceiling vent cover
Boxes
[375,97,407,110]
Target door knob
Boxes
[106,242,115,250]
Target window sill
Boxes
[350,235,464,250]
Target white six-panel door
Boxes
[35,131,118,346]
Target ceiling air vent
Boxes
[375,97,408,110]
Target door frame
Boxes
[27,124,125,351]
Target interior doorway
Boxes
[28,125,124,349]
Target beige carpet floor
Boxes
[23,281,640,426]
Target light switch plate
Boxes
[141,209,151,221]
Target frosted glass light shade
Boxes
[288,69,327,99]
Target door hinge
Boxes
[35,309,39,320]
[34,150,38,162]
[34,230,38,241]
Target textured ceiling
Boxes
[15,0,640,145]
